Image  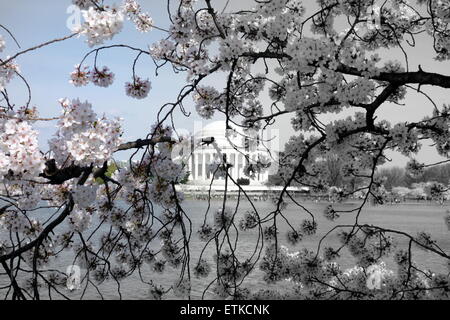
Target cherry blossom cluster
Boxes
[123,0,153,32]
[90,66,115,87]
[0,119,45,180]
[238,211,259,231]
[68,208,92,232]
[147,173,184,210]
[70,64,90,87]
[0,59,19,92]
[16,183,42,211]
[405,159,425,178]
[0,35,5,52]
[7,105,40,121]
[193,86,222,119]
[389,123,420,156]
[50,98,123,167]
[252,240,449,299]
[193,258,210,278]
[135,125,187,209]
[172,278,191,298]
[70,64,115,88]
[72,0,156,47]
[125,77,151,99]
[1,0,450,301]
[76,6,124,47]
[0,210,31,234]
[212,251,252,296]
[70,64,152,99]
[418,105,450,157]
[149,39,176,60]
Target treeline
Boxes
[268,153,363,190]
[269,152,450,192]
[377,163,450,191]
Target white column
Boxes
[194,153,199,180]
[202,152,206,181]
[256,153,260,182]
[208,152,213,179]
[188,153,193,181]
[240,154,244,179]
[233,152,238,180]
[210,153,214,179]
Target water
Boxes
[1,199,449,299]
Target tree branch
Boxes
[240,51,450,88]
[0,33,79,67]
[0,197,74,263]
[116,136,175,151]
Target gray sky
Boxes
[1,0,449,167]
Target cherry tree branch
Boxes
[0,197,75,264]
[241,51,450,88]
[0,33,79,66]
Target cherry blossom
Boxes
[0,59,19,92]
[0,119,45,180]
[68,208,92,232]
[1,0,450,301]
[78,6,124,47]
[50,98,123,166]
[90,66,115,87]
[70,64,90,87]
[0,35,5,52]
[125,77,151,99]
[122,0,153,32]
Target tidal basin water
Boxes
[1,199,449,299]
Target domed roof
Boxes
[197,121,229,136]
[194,121,245,149]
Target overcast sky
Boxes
[1,0,449,167]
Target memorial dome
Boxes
[194,121,244,150]
[187,121,272,185]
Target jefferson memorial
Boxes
[186,121,273,185]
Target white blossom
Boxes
[79,7,124,47]
[90,66,114,87]
[0,119,45,179]
[125,77,151,99]
[70,64,90,87]
[0,59,19,92]
[0,35,5,52]
[50,98,123,167]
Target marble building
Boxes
[187,121,272,185]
